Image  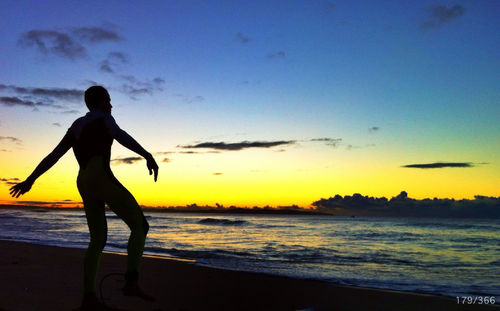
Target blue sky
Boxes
[1,1,499,205]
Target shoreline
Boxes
[0,240,497,310]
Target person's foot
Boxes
[122,281,156,301]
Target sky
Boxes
[0,0,499,208]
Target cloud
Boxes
[99,61,113,73]
[212,172,223,176]
[62,110,80,114]
[18,30,87,59]
[52,122,61,127]
[368,126,379,132]
[179,140,295,151]
[420,5,466,29]
[267,51,286,59]
[310,138,342,147]
[71,26,123,43]
[99,51,129,73]
[312,192,500,218]
[0,96,38,107]
[117,75,165,99]
[402,162,474,169]
[153,77,165,84]
[174,94,205,104]
[0,177,20,185]
[162,158,171,163]
[323,2,336,13]
[18,26,122,60]
[0,136,23,144]
[0,84,83,106]
[111,157,143,165]
[346,143,375,150]
[235,32,251,44]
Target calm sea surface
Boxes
[0,209,498,299]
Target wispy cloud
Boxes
[310,138,342,147]
[72,26,122,43]
[368,126,379,132]
[174,94,205,104]
[234,32,251,44]
[162,158,171,163]
[420,5,466,30]
[52,122,61,127]
[0,96,39,107]
[99,51,129,73]
[118,75,165,99]
[212,172,223,176]
[323,2,336,13]
[0,136,23,145]
[111,157,143,165]
[0,177,20,186]
[62,110,80,114]
[18,30,86,59]
[402,162,474,169]
[267,51,286,59]
[179,140,296,151]
[18,26,123,60]
[346,143,375,150]
[0,84,83,103]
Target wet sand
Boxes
[0,240,497,310]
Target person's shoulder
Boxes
[68,114,87,129]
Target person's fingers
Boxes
[154,168,158,182]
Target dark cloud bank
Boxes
[403,162,473,169]
[312,191,500,219]
[179,140,295,151]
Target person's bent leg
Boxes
[106,190,154,300]
[107,193,147,280]
[83,199,107,295]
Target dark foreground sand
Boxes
[0,240,497,311]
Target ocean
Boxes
[0,208,498,300]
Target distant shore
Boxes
[0,204,329,215]
[0,240,497,311]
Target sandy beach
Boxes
[0,240,497,311]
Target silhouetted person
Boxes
[10,86,159,310]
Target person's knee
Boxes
[129,216,149,236]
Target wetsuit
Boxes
[63,110,149,295]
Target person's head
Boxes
[84,86,112,113]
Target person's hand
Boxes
[146,155,159,182]
[9,179,34,198]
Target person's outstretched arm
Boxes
[114,128,159,182]
[10,134,72,198]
